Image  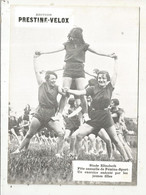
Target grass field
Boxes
[8,137,137,185]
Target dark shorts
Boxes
[23,114,29,121]
[33,106,56,127]
[86,110,114,135]
[64,116,80,133]
[63,63,85,78]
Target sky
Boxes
[9,6,139,118]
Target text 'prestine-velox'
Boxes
[18,17,69,23]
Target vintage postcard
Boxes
[1,0,146,194]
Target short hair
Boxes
[111,98,120,106]
[88,78,98,86]
[45,71,58,81]
[67,27,85,43]
[97,70,110,81]
[68,97,75,105]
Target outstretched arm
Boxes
[88,47,117,58]
[110,57,118,87]
[35,45,65,56]
[58,86,67,97]
[33,54,43,86]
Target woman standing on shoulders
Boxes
[35,27,116,122]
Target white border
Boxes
[1,0,146,195]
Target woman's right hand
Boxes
[109,53,118,60]
[62,87,69,93]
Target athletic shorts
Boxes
[86,109,114,135]
[33,105,56,127]
[64,117,80,133]
[63,63,85,78]
[23,114,29,121]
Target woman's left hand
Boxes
[109,53,118,59]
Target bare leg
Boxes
[48,120,65,156]
[118,134,133,160]
[73,123,94,156]
[64,129,71,142]
[19,128,25,141]
[98,128,113,159]
[70,134,76,155]
[82,136,89,154]
[88,134,97,154]
[58,77,72,114]
[101,139,107,153]
[13,117,41,153]
[105,125,129,161]
[75,78,89,121]
[63,129,71,154]
[10,128,21,145]
[75,98,83,124]
[95,137,104,154]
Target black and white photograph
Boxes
[1,0,146,194]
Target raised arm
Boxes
[88,47,116,58]
[33,54,43,86]
[35,45,65,56]
[110,57,118,87]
